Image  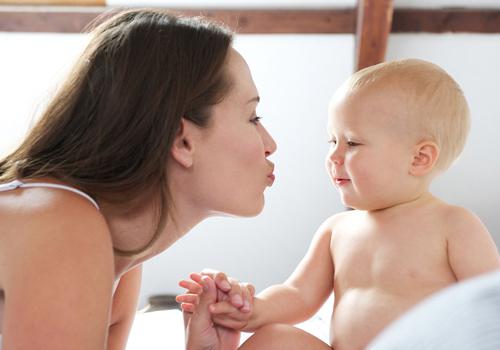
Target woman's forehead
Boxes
[225,49,259,103]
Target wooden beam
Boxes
[392,8,500,34]
[355,0,394,71]
[0,6,355,33]
[1,6,500,34]
[192,9,355,34]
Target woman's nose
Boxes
[261,126,277,157]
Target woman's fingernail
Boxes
[221,280,231,290]
[232,294,243,306]
[242,300,250,312]
[202,279,210,291]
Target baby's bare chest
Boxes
[331,224,455,293]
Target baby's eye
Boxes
[347,141,361,147]
[250,116,262,124]
[327,139,337,145]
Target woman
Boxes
[0,8,276,349]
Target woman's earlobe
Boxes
[170,119,195,168]
[410,141,439,176]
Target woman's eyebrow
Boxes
[247,96,260,104]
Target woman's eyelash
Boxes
[251,116,262,124]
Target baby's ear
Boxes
[170,118,197,168]
[409,141,440,176]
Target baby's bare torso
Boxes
[329,205,456,350]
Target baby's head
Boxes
[327,59,470,210]
[335,59,470,172]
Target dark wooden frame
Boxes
[355,0,393,71]
[1,6,500,34]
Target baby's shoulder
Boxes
[434,202,481,227]
[431,201,487,238]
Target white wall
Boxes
[1,20,500,309]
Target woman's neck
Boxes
[102,190,209,277]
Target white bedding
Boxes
[126,295,333,349]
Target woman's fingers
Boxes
[201,269,232,292]
[179,279,203,294]
[176,293,200,305]
[180,303,196,313]
[176,293,200,313]
[187,270,255,311]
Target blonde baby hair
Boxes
[339,58,470,172]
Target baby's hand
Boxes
[176,270,255,331]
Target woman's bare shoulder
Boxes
[0,186,114,288]
[0,186,115,347]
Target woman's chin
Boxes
[208,198,264,218]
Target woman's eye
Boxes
[250,116,262,124]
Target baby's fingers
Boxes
[209,300,240,315]
[240,282,254,313]
[212,315,248,331]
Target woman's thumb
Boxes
[185,276,219,350]
[199,276,217,308]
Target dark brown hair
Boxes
[0,8,234,255]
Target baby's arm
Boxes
[446,206,500,280]
[247,217,334,330]
[178,216,336,331]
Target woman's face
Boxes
[192,49,277,217]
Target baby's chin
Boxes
[340,198,386,212]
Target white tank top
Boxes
[0,179,99,210]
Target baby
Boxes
[178,59,500,350]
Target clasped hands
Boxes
[177,269,256,330]
[176,270,256,350]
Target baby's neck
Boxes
[368,191,439,216]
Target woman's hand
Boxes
[184,276,241,350]
[177,271,255,331]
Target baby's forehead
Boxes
[327,85,418,133]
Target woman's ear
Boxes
[170,118,197,168]
[409,141,440,176]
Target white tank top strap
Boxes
[0,180,99,210]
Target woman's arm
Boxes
[107,265,142,350]
[0,197,115,349]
